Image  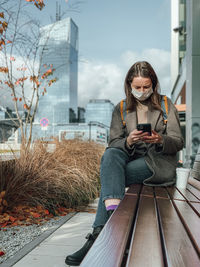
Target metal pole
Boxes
[89,122,91,141]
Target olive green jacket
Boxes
[107,97,184,186]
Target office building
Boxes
[85,99,114,127]
[32,17,78,139]
[59,121,108,146]
[171,0,200,166]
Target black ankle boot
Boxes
[107,209,114,219]
[65,225,103,266]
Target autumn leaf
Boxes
[46,69,53,74]
[2,21,8,30]
[48,78,57,86]
[15,77,28,85]
[0,12,4,19]
[31,212,40,218]
[24,104,29,110]
[30,75,40,86]
[34,1,45,10]
[0,67,8,73]
[7,40,12,44]
[36,205,43,211]
[11,222,18,226]
[26,0,45,10]
[19,97,22,102]
[0,191,6,198]
[4,81,13,88]
[0,251,5,256]
[44,209,49,215]
[3,214,9,221]
[9,216,17,222]
[0,38,5,46]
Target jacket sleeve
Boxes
[160,98,184,155]
[108,103,136,155]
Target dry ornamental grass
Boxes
[0,139,105,214]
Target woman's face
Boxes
[131,76,152,92]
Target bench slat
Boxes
[156,198,200,266]
[166,187,186,201]
[191,170,200,180]
[188,177,200,191]
[167,187,200,217]
[154,187,169,199]
[173,200,200,255]
[189,202,200,215]
[176,188,200,202]
[140,185,154,197]
[126,196,164,267]
[186,184,200,201]
[126,184,142,195]
[80,194,139,267]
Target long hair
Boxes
[124,61,162,111]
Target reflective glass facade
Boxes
[33,17,78,139]
[85,99,114,127]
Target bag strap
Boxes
[120,100,128,126]
[120,95,168,126]
[161,95,168,125]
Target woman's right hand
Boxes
[126,129,149,146]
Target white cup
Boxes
[176,168,190,189]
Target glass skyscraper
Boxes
[32,17,78,139]
[85,99,114,127]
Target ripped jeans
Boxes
[92,147,153,228]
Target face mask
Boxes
[131,87,153,101]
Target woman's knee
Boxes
[102,147,127,162]
[125,157,153,183]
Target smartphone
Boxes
[137,123,152,136]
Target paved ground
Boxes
[11,198,99,267]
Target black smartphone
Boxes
[137,123,152,136]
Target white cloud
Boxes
[1,48,171,111]
[78,61,125,108]
[78,48,171,108]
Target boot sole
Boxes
[65,258,81,266]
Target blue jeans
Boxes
[92,147,153,228]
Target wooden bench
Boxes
[80,179,200,266]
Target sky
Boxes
[1,0,171,109]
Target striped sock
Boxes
[106,204,118,211]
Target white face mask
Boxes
[131,87,153,101]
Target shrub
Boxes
[0,139,105,213]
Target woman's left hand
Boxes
[141,130,163,144]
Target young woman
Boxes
[65,61,184,266]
